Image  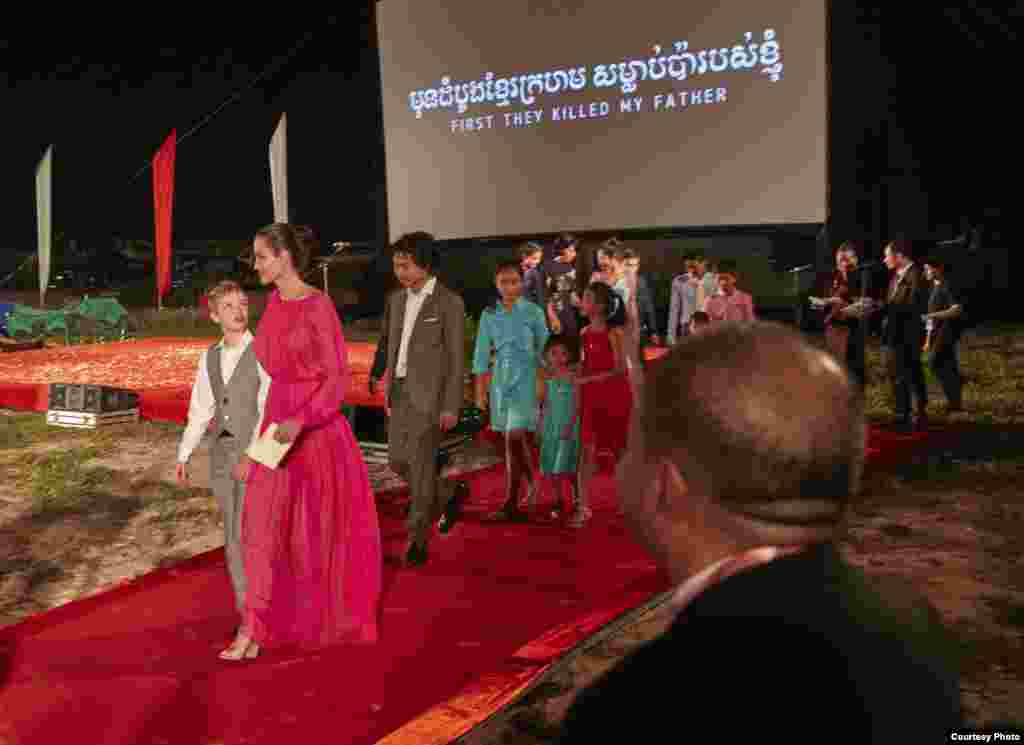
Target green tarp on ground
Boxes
[4,297,128,340]
[76,296,127,327]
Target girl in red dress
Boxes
[573,282,632,528]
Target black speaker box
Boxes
[48,383,140,413]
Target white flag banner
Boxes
[36,146,53,306]
[270,114,288,223]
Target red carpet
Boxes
[0,340,949,744]
[0,429,944,745]
[0,464,670,745]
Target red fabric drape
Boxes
[152,130,177,304]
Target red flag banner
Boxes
[152,130,177,305]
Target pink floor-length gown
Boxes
[243,289,381,648]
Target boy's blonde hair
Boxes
[207,280,245,313]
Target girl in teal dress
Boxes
[537,335,580,520]
[473,259,550,521]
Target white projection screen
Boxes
[377,0,827,241]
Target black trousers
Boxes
[846,325,866,389]
[886,338,928,419]
[928,333,963,408]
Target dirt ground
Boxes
[1,328,1022,737]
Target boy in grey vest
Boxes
[176,280,270,622]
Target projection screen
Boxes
[377,0,827,240]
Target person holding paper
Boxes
[823,242,866,389]
[175,280,270,659]
[230,223,382,660]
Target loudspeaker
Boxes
[48,383,139,413]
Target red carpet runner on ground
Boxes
[0,340,946,744]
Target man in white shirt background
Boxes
[176,280,271,632]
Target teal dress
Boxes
[472,298,549,433]
[539,377,580,475]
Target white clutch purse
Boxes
[246,423,294,469]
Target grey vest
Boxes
[208,341,262,444]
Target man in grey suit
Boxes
[372,232,467,566]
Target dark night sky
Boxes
[1,4,1019,261]
[1,9,384,255]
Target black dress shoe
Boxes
[893,418,913,434]
[487,500,528,522]
[404,542,428,567]
[438,481,470,535]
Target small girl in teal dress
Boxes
[473,259,550,520]
[537,335,581,520]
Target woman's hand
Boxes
[232,455,251,482]
[274,419,301,444]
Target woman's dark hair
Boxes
[491,258,523,310]
[574,241,594,295]
[553,233,578,256]
[255,223,317,274]
[600,237,622,255]
[391,231,439,272]
[923,256,949,272]
[836,240,863,259]
[690,310,711,325]
[586,281,626,326]
[613,247,637,262]
[544,333,580,364]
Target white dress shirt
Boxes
[177,331,271,463]
[395,275,437,378]
[694,276,707,312]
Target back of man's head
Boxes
[642,322,864,527]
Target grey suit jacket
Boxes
[380,280,465,417]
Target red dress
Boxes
[243,290,381,649]
[579,326,632,454]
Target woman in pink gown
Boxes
[223,223,381,659]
